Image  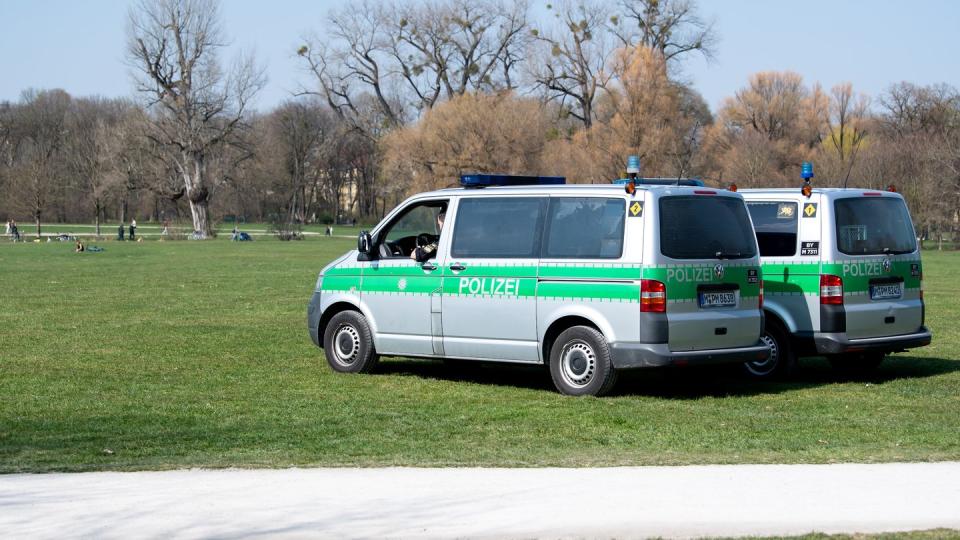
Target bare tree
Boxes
[265,100,331,224]
[298,1,404,136]
[388,0,529,101]
[127,0,264,238]
[609,0,717,63]
[66,98,134,237]
[824,83,869,186]
[529,0,613,128]
[13,89,71,239]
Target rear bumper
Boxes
[813,327,932,355]
[609,341,771,369]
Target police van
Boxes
[307,174,770,396]
[739,165,931,378]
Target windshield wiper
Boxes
[715,250,745,259]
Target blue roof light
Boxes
[626,155,641,174]
[459,174,566,187]
[801,161,814,179]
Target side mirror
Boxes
[358,231,373,254]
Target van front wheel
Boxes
[549,326,618,396]
[323,311,379,373]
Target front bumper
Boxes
[609,341,771,369]
[307,292,323,347]
[813,327,932,355]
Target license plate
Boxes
[870,283,902,300]
[699,291,736,308]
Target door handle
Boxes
[449,263,466,271]
[421,262,438,271]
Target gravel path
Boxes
[2,463,959,539]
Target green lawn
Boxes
[1,238,959,473]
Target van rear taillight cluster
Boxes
[759,283,764,310]
[820,274,844,305]
[641,279,667,313]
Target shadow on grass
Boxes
[373,355,960,399]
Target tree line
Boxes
[1,0,958,242]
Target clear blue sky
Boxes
[1,0,959,113]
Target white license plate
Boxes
[870,283,903,300]
[699,291,736,308]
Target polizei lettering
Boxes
[842,261,884,277]
[666,266,716,283]
[458,277,521,296]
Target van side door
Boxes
[440,196,547,362]
[362,198,448,356]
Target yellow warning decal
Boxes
[629,201,643,217]
[803,203,818,218]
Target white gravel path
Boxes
[2,463,959,539]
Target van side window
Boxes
[379,200,448,258]
[451,197,547,258]
[543,197,625,259]
[746,201,798,257]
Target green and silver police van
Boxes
[308,174,770,396]
[740,174,931,378]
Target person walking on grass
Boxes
[10,219,20,242]
[129,219,137,241]
[118,222,125,241]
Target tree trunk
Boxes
[182,151,214,238]
[95,200,101,238]
[35,212,41,240]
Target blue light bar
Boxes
[626,155,641,174]
[801,161,814,179]
[460,174,566,187]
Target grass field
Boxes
[1,237,959,473]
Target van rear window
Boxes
[747,202,798,257]
[835,197,917,255]
[659,196,757,260]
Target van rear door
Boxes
[651,193,763,351]
[827,194,923,339]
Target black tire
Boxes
[743,319,796,380]
[322,311,379,373]
[548,326,618,396]
[829,352,884,375]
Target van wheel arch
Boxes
[317,302,363,348]
[745,310,796,379]
[542,316,603,364]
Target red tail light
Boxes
[919,271,924,300]
[641,279,667,313]
[820,274,844,305]
[759,283,764,310]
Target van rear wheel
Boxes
[549,326,618,396]
[744,321,796,379]
[323,311,379,373]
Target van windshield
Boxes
[835,197,917,255]
[659,196,757,259]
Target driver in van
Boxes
[410,211,445,262]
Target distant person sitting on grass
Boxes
[75,240,85,253]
